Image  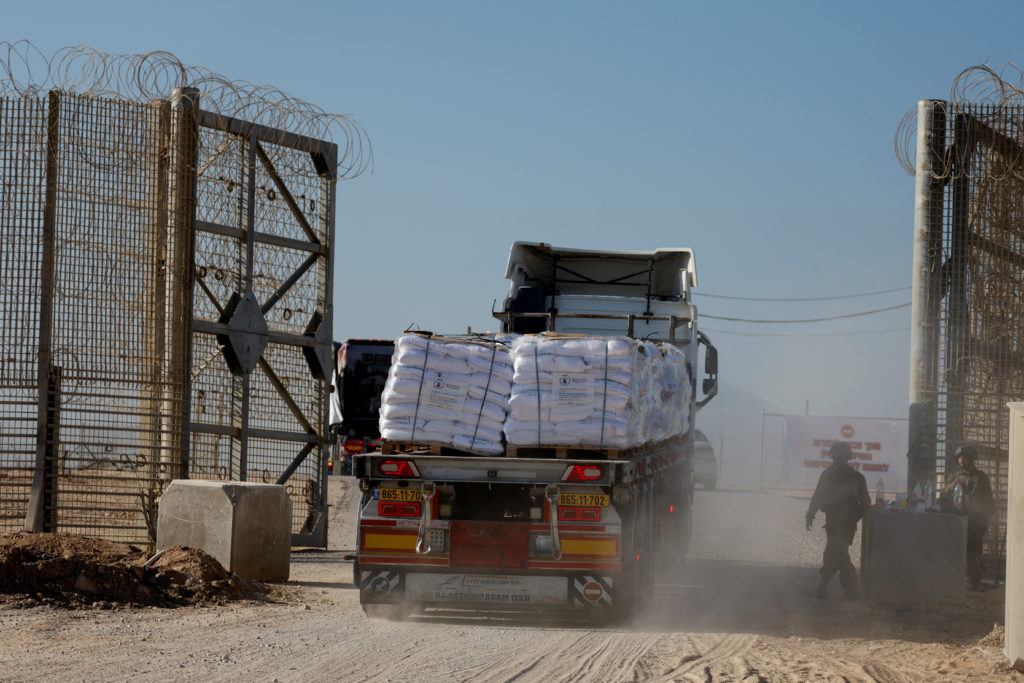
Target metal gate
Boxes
[0,47,353,548]
[905,76,1024,580]
[187,98,337,547]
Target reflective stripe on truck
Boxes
[359,571,617,608]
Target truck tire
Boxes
[637,483,656,609]
[608,486,656,624]
[658,484,692,567]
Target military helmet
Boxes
[956,444,978,462]
[830,441,852,462]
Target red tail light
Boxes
[562,465,605,482]
[379,501,421,517]
[377,460,420,478]
[558,506,601,522]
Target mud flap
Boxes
[570,575,614,608]
[359,569,404,604]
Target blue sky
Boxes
[7,1,1024,482]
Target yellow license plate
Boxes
[558,493,610,507]
[377,487,424,502]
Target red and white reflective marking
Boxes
[582,581,604,602]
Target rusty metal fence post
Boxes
[24,91,61,533]
[164,87,201,482]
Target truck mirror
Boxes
[704,346,718,376]
[696,332,718,408]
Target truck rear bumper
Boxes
[358,568,616,610]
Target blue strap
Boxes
[469,342,498,452]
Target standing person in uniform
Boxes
[805,441,872,599]
[943,445,995,590]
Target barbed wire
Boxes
[0,40,371,179]
[895,63,1024,178]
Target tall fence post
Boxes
[908,99,946,495]
[163,86,200,482]
[25,91,61,532]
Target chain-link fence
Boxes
[1,92,184,542]
[0,44,368,548]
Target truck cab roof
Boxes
[503,242,697,302]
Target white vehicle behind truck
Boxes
[353,242,718,621]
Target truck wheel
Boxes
[659,486,692,567]
[638,486,657,608]
[610,487,654,623]
[607,564,641,625]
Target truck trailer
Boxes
[352,242,718,621]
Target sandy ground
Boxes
[0,477,1019,682]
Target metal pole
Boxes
[312,144,338,545]
[908,99,945,494]
[25,91,61,532]
[167,86,200,481]
[229,133,258,482]
[145,99,170,488]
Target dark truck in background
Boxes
[328,339,395,474]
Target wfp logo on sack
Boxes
[559,374,571,387]
[433,377,444,389]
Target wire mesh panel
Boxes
[0,96,48,530]
[189,114,336,545]
[0,92,187,543]
[907,94,1024,582]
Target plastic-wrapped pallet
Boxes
[378,333,515,455]
[640,340,692,444]
[504,334,691,449]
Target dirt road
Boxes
[0,478,1017,682]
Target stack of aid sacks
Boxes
[378,332,692,454]
[503,334,691,449]
[378,333,514,455]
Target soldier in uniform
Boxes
[805,441,871,599]
[943,445,995,590]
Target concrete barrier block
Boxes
[865,509,966,604]
[156,480,291,581]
